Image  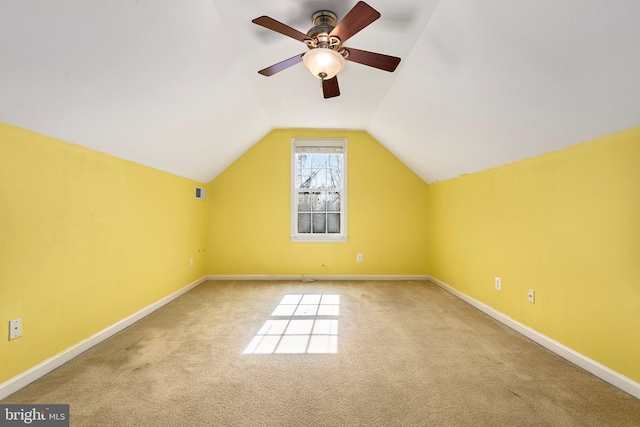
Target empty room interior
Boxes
[1,1,640,425]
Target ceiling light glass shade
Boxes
[303,48,346,80]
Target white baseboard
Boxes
[206,274,430,281]
[429,276,640,400]
[0,276,208,401]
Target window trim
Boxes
[290,138,347,242]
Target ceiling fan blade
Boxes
[258,53,305,76]
[329,1,380,44]
[344,47,401,72]
[252,16,311,43]
[322,76,340,99]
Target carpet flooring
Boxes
[3,280,640,426]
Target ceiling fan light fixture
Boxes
[303,47,345,80]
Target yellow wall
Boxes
[206,129,429,276]
[427,126,640,383]
[0,122,207,384]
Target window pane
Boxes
[311,154,327,168]
[328,154,341,168]
[297,154,311,168]
[298,192,311,212]
[327,169,341,188]
[298,169,312,188]
[311,169,327,188]
[312,192,326,212]
[327,213,340,233]
[298,213,311,233]
[312,213,326,233]
[327,192,340,211]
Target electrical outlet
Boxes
[190,258,194,268]
[528,289,535,304]
[495,277,502,291]
[9,319,21,340]
[356,253,363,262]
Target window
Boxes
[291,138,347,241]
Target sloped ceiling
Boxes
[1,1,639,183]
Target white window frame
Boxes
[291,138,347,242]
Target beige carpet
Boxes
[3,280,640,426]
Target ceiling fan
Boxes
[252,1,401,99]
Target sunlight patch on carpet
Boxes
[243,294,340,354]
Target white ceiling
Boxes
[1,0,639,183]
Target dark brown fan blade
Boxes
[322,76,340,99]
[329,1,380,44]
[252,16,311,43]
[258,53,305,76]
[344,47,401,72]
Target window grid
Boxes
[295,153,343,235]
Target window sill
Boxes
[291,236,348,243]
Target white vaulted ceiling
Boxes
[1,1,639,183]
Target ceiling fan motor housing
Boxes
[307,11,337,38]
[306,11,342,51]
